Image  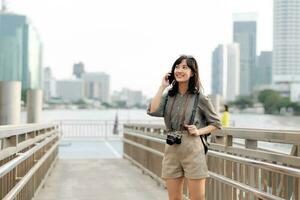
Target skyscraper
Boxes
[82,72,110,102]
[227,44,240,102]
[43,67,56,101]
[0,12,43,90]
[254,51,272,89]
[211,43,240,102]
[73,62,85,79]
[211,45,224,97]
[233,14,257,96]
[273,0,300,101]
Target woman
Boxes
[147,55,222,200]
[221,104,230,127]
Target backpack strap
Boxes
[189,92,210,154]
[189,93,199,125]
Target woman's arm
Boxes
[197,125,218,136]
[146,73,170,117]
[184,124,218,136]
[149,85,168,113]
[184,94,222,136]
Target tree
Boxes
[233,96,254,109]
[258,89,275,104]
[258,90,281,114]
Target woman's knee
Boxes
[168,195,183,200]
[187,178,206,200]
[166,177,184,200]
[189,193,205,200]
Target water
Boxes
[21,109,300,130]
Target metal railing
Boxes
[57,119,162,138]
[123,123,300,200]
[0,123,59,200]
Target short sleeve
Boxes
[146,89,168,117]
[198,94,222,129]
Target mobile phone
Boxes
[167,72,175,84]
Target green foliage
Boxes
[74,99,86,105]
[258,89,274,104]
[233,96,254,109]
[101,102,113,108]
[115,101,127,108]
[21,89,27,104]
[258,89,300,114]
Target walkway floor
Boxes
[34,159,168,200]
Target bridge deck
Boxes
[34,139,167,200]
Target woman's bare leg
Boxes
[165,177,185,200]
[187,178,206,200]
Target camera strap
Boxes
[189,92,210,154]
[189,93,199,124]
[167,93,191,131]
[180,94,191,130]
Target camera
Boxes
[166,133,182,145]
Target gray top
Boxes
[147,88,222,131]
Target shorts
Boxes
[162,132,209,179]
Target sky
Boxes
[7,0,273,98]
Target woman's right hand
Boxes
[161,73,170,89]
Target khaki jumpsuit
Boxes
[147,88,222,179]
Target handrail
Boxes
[0,123,59,200]
[2,141,59,200]
[208,150,300,178]
[124,123,300,145]
[123,138,164,157]
[209,172,285,200]
[124,131,300,178]
[0,130,57,178]
[124,129,165,143]
[0,123,58,138]
[125,123,300,133]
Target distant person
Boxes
[147,55,222,200]
[221,104,230,127]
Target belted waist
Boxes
[166,130,189,135]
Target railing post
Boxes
[224,135,233,200]
[295,145,300,199]
[105,121,107,140]
[245,139,257,200]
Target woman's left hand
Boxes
[184,124,200,136]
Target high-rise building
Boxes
[227,44,240,101]
[211,43,240,102]
[254,51,272,89]
[56,79,84,102]
[111,88,146,107]
[73,62,85,79]
[233,13,257,96]
[43,67,56,101]
[211,45,224,97]
[82,72,110,102]
[273,0,300,102]
[0,12,43,90]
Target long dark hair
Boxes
[168,55,203,97]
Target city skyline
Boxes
[7,0,273,97]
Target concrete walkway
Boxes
[34,159,168,200]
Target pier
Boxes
[0,121,300,199]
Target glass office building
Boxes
[0,12,42,90]
[233,14,257,96]
[273,0,300,101]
